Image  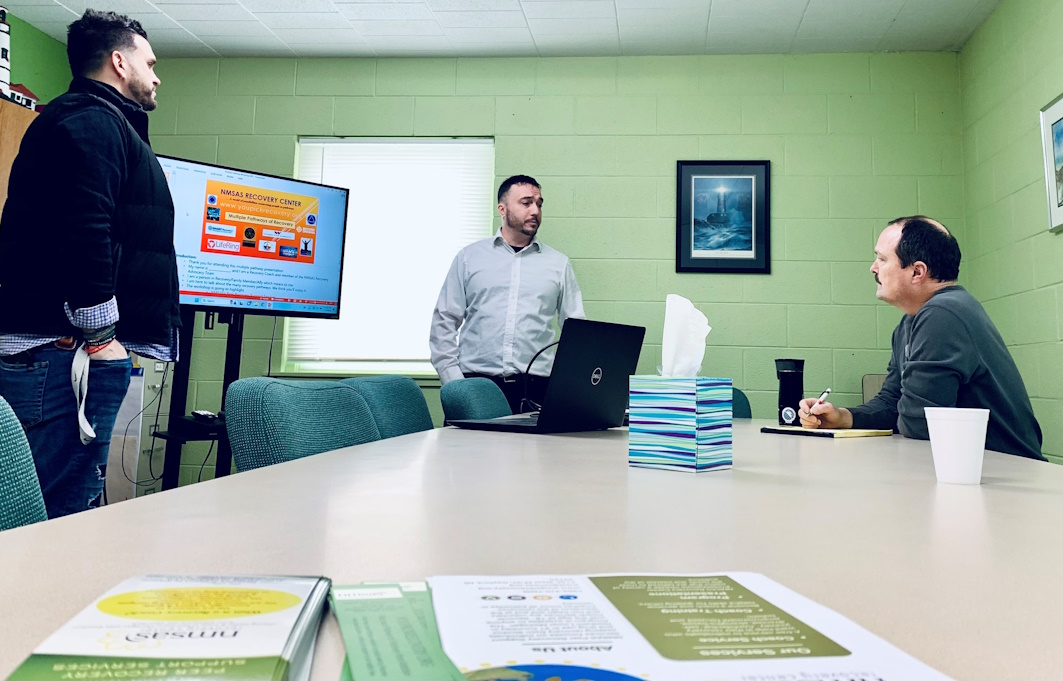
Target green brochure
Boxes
[589,575,850,660]
[329,584,463,681]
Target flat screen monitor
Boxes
[159,155,349,320]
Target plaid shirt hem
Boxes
[0,298,179,361]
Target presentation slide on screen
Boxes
[160,157,347,316]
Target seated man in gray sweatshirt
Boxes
[798,216,1044,460]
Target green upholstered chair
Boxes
[340,376,434,439]
[0,395,47,531]
[732,387,753,419]
[440,378,512,424]
[225,378,381,472]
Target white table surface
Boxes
[1,420,1060,681]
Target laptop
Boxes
[450,318,646,434]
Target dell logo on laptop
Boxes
[590,367,603,385]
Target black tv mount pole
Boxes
[160,306,244,491]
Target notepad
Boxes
[760,425,893,438]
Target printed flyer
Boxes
[427,573,951,681]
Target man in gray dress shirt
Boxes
[797,216,1043,460]
[430,175,585,413]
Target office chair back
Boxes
[226,378,381,472]
[440,378,512,423]
[732,387,752,419]
[0,395,47,530]
[862,374,888,403]
[340,376,434,439]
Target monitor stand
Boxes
[161,307,244,491]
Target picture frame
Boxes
[675,160,770,274]
[1040,93,1063,233]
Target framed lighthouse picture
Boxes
[676,160,770,274]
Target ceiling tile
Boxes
[125,13,184,30]
[795,21,888,39]
[8,0,1005,59]
[338,2,435,21]
[434,11,528,28]
[709,14,802,33]
[520,1,616,19]
[527,17,617,34]
[272,28,368,42]
[947,0,998,49]
[59,0,160,14]
[620,24,706,41]
[201,34,290,48]
[257,13,350,29]
[890,0,981,22]
[211,45,297,57]
[178,20,273,36]
[801,0,906,24]
[536,43,621,57]
[617,7,709,24]
[352,20,445,35]
[791,36,878,52]
[424,0,521,9]
[21,20,69,42]
[710,0,809,16]
[444,27,533,42]
[286,43,377,57]
[705,33,793,54]
[238,0,337,10]
[534,33,620,50]
[612,0,714,6]
[154,44,220,57]
[142,27,202,44]
[4,0,64,6]
[364,36,454,55]
[446,42,538,56]
[160,4,256,21]
[6,4,78,22]
[621,39,705,55]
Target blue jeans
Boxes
[0,345,132,519]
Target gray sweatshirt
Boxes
[850,286,1044,461]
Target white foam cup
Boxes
[924,407,989,485]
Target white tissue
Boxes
[661,294,711,377]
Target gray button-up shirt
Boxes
[430,232,585,384]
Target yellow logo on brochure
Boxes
[97,588,302,621]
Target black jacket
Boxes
[0,78,180,345]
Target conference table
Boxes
[1,420,1060,681]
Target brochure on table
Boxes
[9,574,331,681]
[427,572,951,681]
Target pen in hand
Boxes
[809,388,831,420]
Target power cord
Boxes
[266,317,277,377]
[521,341,559,413]
[117,363,168,489]
[197,439,217,483]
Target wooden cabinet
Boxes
[0,96,37,212]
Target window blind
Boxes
[286,138,494,366]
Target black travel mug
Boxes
[775,359,805,425]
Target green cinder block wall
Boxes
[959,0,1063,464]
[143,52,968,485]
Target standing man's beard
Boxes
[129,77,157,111]
[507,213,539,237]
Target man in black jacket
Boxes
[0,10,180,518]
[796,216,1043,461]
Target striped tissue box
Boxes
[628,376,733,473]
